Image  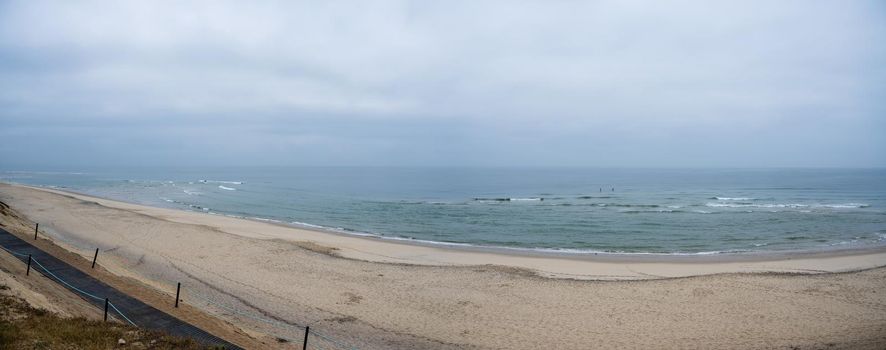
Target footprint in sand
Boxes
[342,292,363,305]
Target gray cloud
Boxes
[1,0,884,168]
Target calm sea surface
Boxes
[2,167,885,254]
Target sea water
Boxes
[2,167,885,254]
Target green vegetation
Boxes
[0,285,213,350]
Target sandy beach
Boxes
[1,182,885,349]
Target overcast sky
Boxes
[1,0,884,169]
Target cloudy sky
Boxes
[1,0,884,168]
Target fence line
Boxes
[72,238,363,349]
[2,237,360,349]
[0,245,28,258]
[190,290,358,350]
[108,300,137,326]
[1,244,137,327]
[30,257,103,301]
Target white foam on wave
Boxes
[287,220,379,239]
[706,202,869,209]
[200,180,244,185]
[218,185,236,191]
[715,197,755,201]
[250,216,283,224]
[490,246,739,256]
[817,203,870,209]
[473,197,544,202]
[706,202,806,208]
[290,221,327,229]
[186,204,211,212]
[182,189,201,195]
[620,209,680,213]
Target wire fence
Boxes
[0,244,136,326]
[1,233,361,350]
[189,289,359,350]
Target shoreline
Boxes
[15,182,886,263]
[2,182,885,348]
[277,211,886,264]
[8,183,886,279]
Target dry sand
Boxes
[1,183,885,349]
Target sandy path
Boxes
[1,183,885,349]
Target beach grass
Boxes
[0,284,214,350]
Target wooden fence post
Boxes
[175,282,181,308]
[26,254,31,276]
[92,248,99,269]
[104,298,109,321]
[303,326,310,350]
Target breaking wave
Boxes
[706,202,869,209]
[199,180,244,185]
[473,197,543,202]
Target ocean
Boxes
[2,167,885,255]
